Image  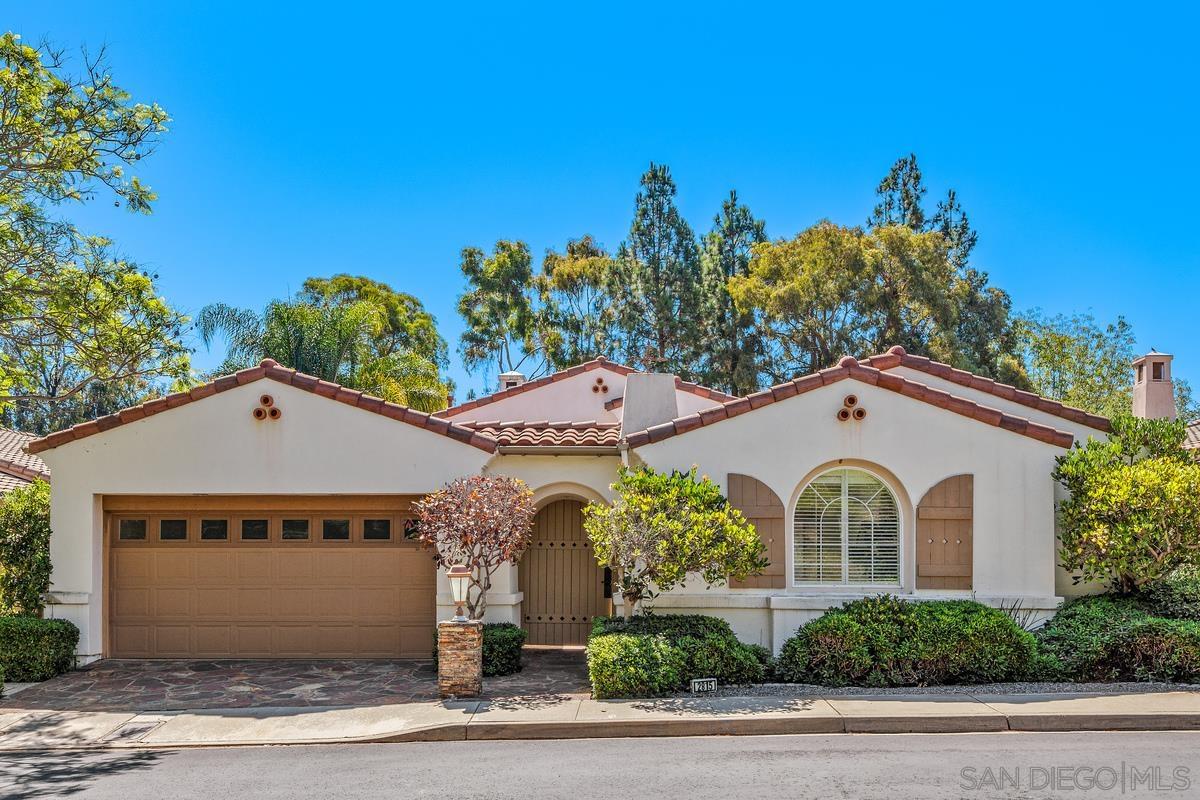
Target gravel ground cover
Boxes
[694,681,1200,698]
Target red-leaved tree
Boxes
[415,474,536,619]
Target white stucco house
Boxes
[25,347,1177,662]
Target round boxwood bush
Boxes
[587,632,685,699]
[0,616,79,682]
[776,595,1035,687]
[587,614,768,697]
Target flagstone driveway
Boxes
[0,649,590,713]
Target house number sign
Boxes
[690,677,718,694]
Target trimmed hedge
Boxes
[775,596,1036,687]
[0,616,79,682]
[1036,595,1200,682]
[432,622,527,677]
[587,614,767,698]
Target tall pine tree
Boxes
[698,190,767,395]
[868,153,927,230]
[613,163,703,377]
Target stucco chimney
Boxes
[498,371,526,391]
[620,374,679,438]
[1132,351,1176,420]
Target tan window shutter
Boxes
[916,474,973,590]
[727,474,785,589]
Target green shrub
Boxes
[776,596,1036,687]
[0,480,52,616]
[481,623,526,677]
[587,633,684,699]
[587,614,767,697]
[0,616,79,681]
[677,634,766,685]
[591,613,736,641]
[431,622,527,677]
[1036,594,1200,682]
[1141,566,1200,621]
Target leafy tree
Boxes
[0,33,187,407]
[1055,414,1200,593]
[414,475,536,620]
[534,235,620,370]
[0,361,158,435]
[456,241,547,380]
[612,164,703,376]
[300,274,448,369]
[0,479,51,616]
[865,155,1023,385]
[583,467,767,619]
[1016,311,1137,417]
[730,222,962,380]
[697,191,768,395]
[197,293,449,412]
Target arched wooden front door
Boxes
[519,499,608,645]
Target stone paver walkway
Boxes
[0,649,590,713]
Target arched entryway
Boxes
[519,498,609,645]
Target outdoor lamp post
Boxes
[438,563,483,698]
[447,564,471,622]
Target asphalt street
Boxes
[4,732,1200,799]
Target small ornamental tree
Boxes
[415,475,536,620]
[0,479,52,616]
[1055,413,1200,593]
[583,466,767,619]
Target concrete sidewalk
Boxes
[3,691,1200,749]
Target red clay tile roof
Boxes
[863,346,1111,432]
[463,420,622,448]
[435,357,737,419]
[0,428,49,490]
[26,361,498,454]
[625,355,1077,449]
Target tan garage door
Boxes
[106,496,435,658]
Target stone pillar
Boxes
[437,620,483,698]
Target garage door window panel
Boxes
[239,518,270,542]
[158,518,189,542]
[362,518,392,542]
[322,518,351,542]
[200,519,229,541]
[118,518,148,542]
[281,518,310,541]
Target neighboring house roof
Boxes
[1186,421,1200,451]
[463,420,622,448]
[862,346,1111,432]
[624,351,1076,449]
[0,427,50,491]
[26,360,498,454]
[434,357,738,419]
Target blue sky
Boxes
[10,2,1199,397]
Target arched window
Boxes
[794,468,900,585]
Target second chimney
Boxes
[1132,351,1176,420]
[620,374,679,438]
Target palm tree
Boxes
[196,297,450,412]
